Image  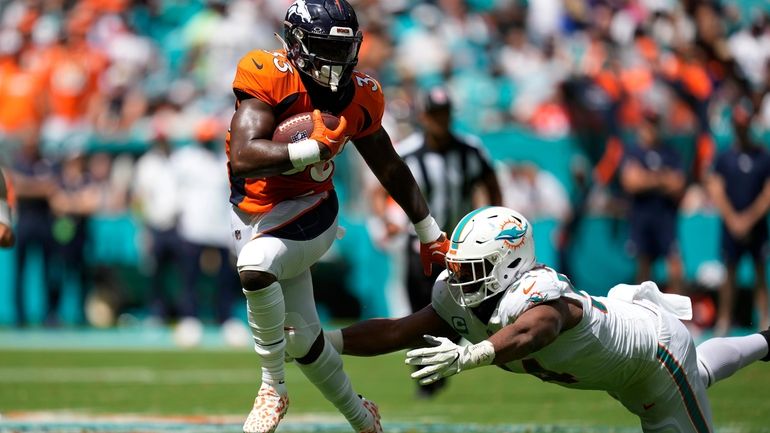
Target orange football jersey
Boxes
[227,49,385,214]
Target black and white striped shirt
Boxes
[398,132,495,233]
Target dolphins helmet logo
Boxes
[287,0,312,23]
[495,218,528,250]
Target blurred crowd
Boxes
[1,0,769,337]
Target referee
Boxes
[397,86,501,397]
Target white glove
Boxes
[405,335,495,385]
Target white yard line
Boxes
[0,367,257,384]
[0,413,762,433]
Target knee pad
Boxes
[284,312,321,359]
[237,236,281,275]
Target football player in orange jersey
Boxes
[0,167,14,248]
[226,1,449,432]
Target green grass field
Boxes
[1,348,769,433]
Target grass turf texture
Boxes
[0,349,768,432]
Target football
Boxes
[272,112,340,143]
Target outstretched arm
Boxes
[335,305,458,357]
[407,300,576,384]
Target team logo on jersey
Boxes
[288,0,312,23]
[527,292,547,304]
[495,218,528,250]
[451,316,468,334]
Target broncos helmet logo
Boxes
[288,0,312,23]
[495,218,528,250]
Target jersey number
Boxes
[355,75,379,92]
[266,51,294,74]
[309,161,333,182]
[522,359,578,384]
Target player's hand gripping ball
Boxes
[272,110,348,159]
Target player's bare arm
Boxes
[229,97,346,178]
[228,97,290,178]
[339,305,458,357]
[355,127,449,274]
[354,127,431,223]
[487,300,581,365]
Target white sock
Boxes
[243,282,286,388]
[696,334,768,388]
[297,338,370,431]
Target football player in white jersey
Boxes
[327,207,770,433]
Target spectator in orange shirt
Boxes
[0,29,45,145]
[39,11,107,156]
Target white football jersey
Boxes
[431,265,661,392]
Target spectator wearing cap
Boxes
[368,86,501,398]
[620,108,686,295]
[707,102,770,336]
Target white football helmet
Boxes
[445,207,536,307]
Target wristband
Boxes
[414,215,441,243]
[325,329,343,353]
[288,139,321,170]
[0,200,10,227]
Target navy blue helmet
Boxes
[283,0,362,92]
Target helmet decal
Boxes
[495,218,528,250]
[450,206,490,249]
[288,0,312,23]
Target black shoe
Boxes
[760,328,770,362]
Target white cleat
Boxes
[358,397,383,433]
[242,382,289,433]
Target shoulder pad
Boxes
[496,266,566,325]
[233,50,299,105]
